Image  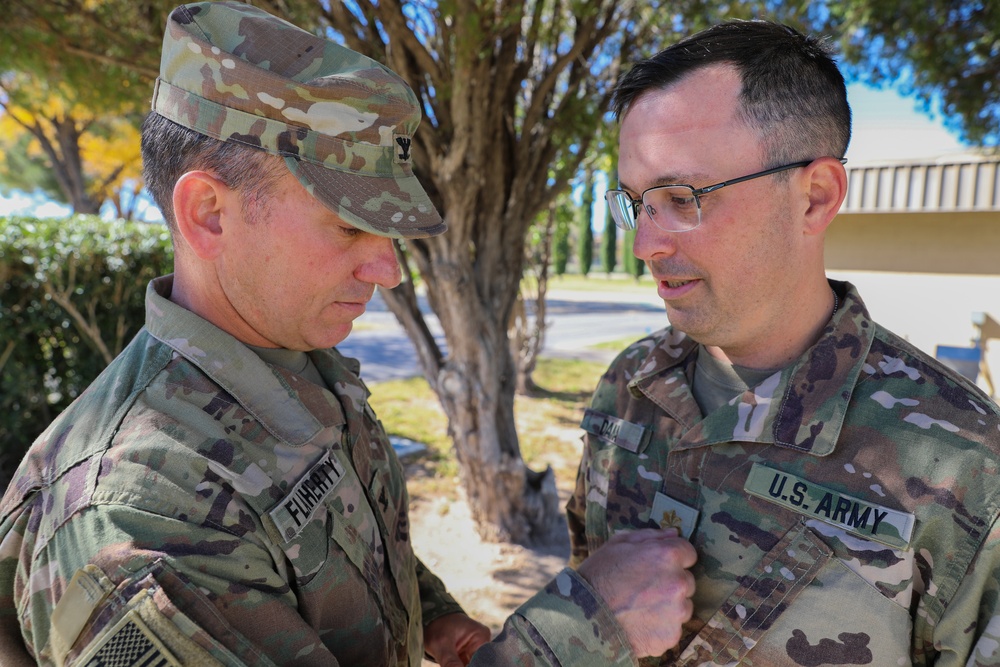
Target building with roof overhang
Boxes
[826,153,1000,399]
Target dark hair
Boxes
[612,20,851,167]
[141,112,287,230]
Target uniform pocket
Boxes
[676,520,831,666]
[676,520,914,667]
[583,436,667,552]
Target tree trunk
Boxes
[510,203,556,396]
[381,264,561,544]
[29,115,102,215]
[437,308,560,543]
[577,165,595,277]
[333,0,639,544]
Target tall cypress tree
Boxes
[552,200,571,276]
[601,200,617,275]
[577,166,595,276]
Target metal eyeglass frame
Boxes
[605,157,848,232]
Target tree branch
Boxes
[377,241,444,390]
[373,0,444,85]
[0,341,15,376]
[44,258,114,365]
[521,1,619,135]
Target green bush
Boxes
[0,216,173,484]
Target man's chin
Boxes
[309,323,354,350]
[664,311,711,344]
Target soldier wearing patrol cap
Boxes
[568,18,1000,667]
[0,3,697,666]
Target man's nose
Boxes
[632,214,679,262]
[358,235,402,289]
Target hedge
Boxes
[0,215,174,486]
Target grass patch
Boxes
[589,334,648,351]
[366,376,457,497]
[369,357,607,501]
[515,358,606,490]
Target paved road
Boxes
[337,288,668,383]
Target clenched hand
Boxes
[577,528,697,658]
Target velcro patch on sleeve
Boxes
[51,565,113,662]
[744,462,915,549]
[76,609,181,667]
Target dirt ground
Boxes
[408,488,573,664]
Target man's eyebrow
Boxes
[619,172,710,193]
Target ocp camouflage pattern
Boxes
[152,1,444,239]
[0,275,640,666]
[567,280,1000,666]
[0,275,459,665]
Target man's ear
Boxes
[172,171,229,261]
[801,157,848,237]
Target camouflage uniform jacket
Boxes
[567,280,1000,667]
[0,276,634,667]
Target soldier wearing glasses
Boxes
[568,20,1000,666]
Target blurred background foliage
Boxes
[0,216,173,486]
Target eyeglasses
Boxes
[605,158,846,232]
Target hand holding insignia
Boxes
[577,528,697,657]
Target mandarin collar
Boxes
[628,280,874,456]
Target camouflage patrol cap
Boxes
[151,1,445,239]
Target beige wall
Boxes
[823,206,1000,398]
[825,211,1000,275]
[824,268,1000,399]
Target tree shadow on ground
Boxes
[494,514,571,589]
[525,386,593,403]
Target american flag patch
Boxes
[83,611,179,667]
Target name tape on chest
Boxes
[744,463,915,550]
[581,409,650,453]
[269,451,346,543]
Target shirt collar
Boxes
[630,280,874,456]
[144,275,341,447]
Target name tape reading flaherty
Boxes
[269,451,346,542]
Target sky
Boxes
[0,82,971,219]
[844,83,970,165]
